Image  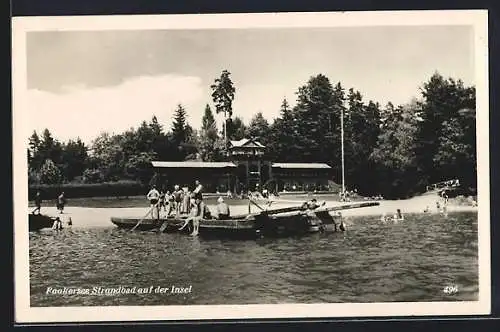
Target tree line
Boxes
[28,70,476,199]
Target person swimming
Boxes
[393,209,404,221]
[380,212,392,223]
[380,212,387,222]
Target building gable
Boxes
[229,138,265,149]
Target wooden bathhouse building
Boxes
[151,138,333,193]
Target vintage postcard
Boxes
[12,10,490,323]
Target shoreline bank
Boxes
[26,193,477,229]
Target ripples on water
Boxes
[29,212,478,306]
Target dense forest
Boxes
[27,70,476,199]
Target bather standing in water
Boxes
[393,209,404,221]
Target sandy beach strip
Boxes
[25,192,477,229]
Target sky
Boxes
[26,25,474,144]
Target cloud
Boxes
[232,83,297,124]
[27,74,205,144]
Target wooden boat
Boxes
[29,213,56,231]
[110,201,380,238]
[110,215,184,232]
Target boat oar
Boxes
[130,203,159,232]
[315,201,380,213]
[249,199,265,211]
[178,217,192,231]
[158,219,169,233]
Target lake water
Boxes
[29,211,478,306]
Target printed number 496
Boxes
[443,285,458,295]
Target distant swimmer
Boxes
[393,209,404,222]
[380,212,391,223]
[441,203,448,216]
[436,201,441,212]
[423,206,430,213]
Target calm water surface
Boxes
[29,212,478,306]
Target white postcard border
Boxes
[12,10,490,323]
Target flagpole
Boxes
[223,112,227,146]
[341,104,345,196]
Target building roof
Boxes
[229,138,265,148]
[271,163,332,169]
[152,161,237,168]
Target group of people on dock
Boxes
[146,180,234,236]
[146,180,204,218]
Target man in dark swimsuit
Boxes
[193,180,203,201]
